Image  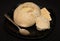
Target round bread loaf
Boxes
[13,2,41,27]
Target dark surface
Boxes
[0,0,60,41]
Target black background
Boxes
[0,0,60,41]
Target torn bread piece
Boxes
[41,7,52,21]
[36,16,50,31]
